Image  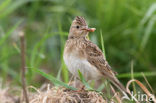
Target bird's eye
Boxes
[76,26,80,29]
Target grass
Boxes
[32,67,77,90]
[0,0,156,102]
[0,20,22,46]
[118,72,156,78]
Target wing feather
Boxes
[84,40,117,76]
[84,40,127,93]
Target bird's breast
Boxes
[63,47,102,81]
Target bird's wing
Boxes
[84,40,117,76]
[84,40,128,93]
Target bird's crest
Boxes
[75,16,87,26]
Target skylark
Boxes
[63,16,127,93]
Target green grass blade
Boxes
[12,43,21,53]
[56,67,62,80]
[131,60,136,94]
[29,32,54,80]
[100,30,106,59]
[30,32,67,67]
[140,15,156,50]
[30,33,50,67]
[78,70,93,90]
[0,0,35,19]
[97,83,105,91]
[140,3,156,25]
[0,20,22,46]
[0,0,11,12]
[118,72,156,78]
[29,31,68,83]
[57,18,69,83]
[32,68,77,90]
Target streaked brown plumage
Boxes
[63,16,127,93]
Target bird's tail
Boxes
[110,76,127,93]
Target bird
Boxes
[63,16,127,93]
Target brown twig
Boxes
[19,31,29,103]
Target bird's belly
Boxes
[63,54,102,81]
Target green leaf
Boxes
[100,30,106,59]
[97,83,105,91]
[0,0,35,19]
[32,68,77,90]
[0,0,11,13]
[118,72,156,78]
[0,20,22,46]
[57,18,69,83]
[140,15,156,50]
[78,70,93,90]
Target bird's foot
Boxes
[74,85,85,92]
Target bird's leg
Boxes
[73,77,86,92]
[68,75,78,88]
[80,85,85,90]
[68,75,74,85]
[74,76,77,88]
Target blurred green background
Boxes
[0,0,156,92]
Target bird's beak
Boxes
[82,27,96,32]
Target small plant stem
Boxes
[131,60,136,95]
[19,32,29,103]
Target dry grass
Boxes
[0,87,19,103]
[0,79,156,103]
[0,80,19,103]
[28,84,106,103]
[0,82,106,103]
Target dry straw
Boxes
[27,85,106,103]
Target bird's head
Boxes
[68,16,96,39]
